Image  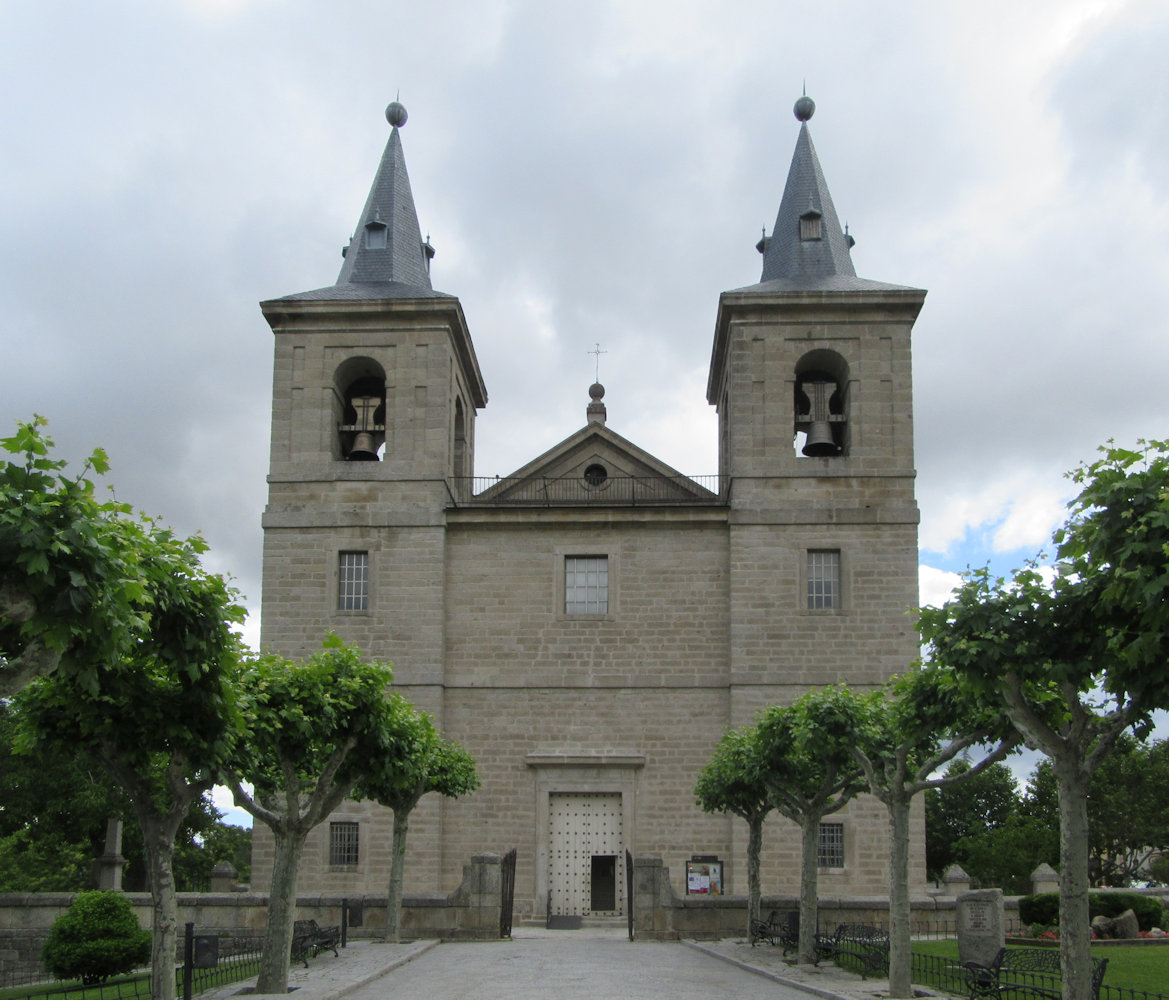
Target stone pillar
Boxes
[941,864,971,897]
[463,853,501,938]
[632,855,679,939]
[209,861,238,893]
[1031,863,1059,894]
[957,888,1004,967]
[94,819,126,891]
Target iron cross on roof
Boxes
[588,343,607,382]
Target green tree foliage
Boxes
[851,668,1018,998]
[199,821,252,887]
[20,515,242,1000]
[952,817,1059,896]
[1,417,166,697]
[41,891,151,985]
[756,689,866,964]
[0,697,126,891]
[1022,739,1169,888]
[920,440,1169,1000]
[0,698,248,892]
[358,704,480,942]
[226,638,404,991]
[1084,735,1169,886]
[694,726,773,938]
[925,759,1020,881]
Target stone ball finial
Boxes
[794,94,815,122]
[589,382,605,401]
[386,101,408,128]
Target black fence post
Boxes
[183,922,194,1000]
[342,898,349,949]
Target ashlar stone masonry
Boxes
[251,95,927,920]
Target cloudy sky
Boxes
[4,2,1167,656]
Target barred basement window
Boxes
[330,822,359,866]
[338,551,369,611]
[818,822,844,868]
[807,550,840,610]
[565,556,608,615]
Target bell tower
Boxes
[708,95,924,488]
[259,102,486,663]
[709,94,926,699]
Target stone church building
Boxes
[251,95,927,919]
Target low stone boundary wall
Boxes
[631,855,1011,941]
[0,853,501,982]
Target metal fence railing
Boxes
[449,474,723,507]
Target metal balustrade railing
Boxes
[448,474,723,507]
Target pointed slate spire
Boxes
[335,100,434,292]
[758,94,857,284]
[726,94,915,295]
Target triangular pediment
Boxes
[473,424,718,505]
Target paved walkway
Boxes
[203,924,961,1000]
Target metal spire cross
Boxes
[588,343,608,382]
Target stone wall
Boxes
[631,855,1001,941]
[0,854,501,983]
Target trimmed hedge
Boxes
[1019,891,1164,931]
[41,891,151,985]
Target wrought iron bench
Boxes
[749,909,797,952]
[963,946,1108,1000]
[814,923,889,978]
[291,918,341,967]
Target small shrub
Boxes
[1093,892,1163,930]
[41,891,151,985]
[1019,891,1164,933]
[1019,893,1059,927]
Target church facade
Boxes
[251,96,927,918]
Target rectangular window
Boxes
[338,551,369,611]
[329,821,359,867]
[807,550,840,610]
[818,822,844,868]
[565,556,608,615]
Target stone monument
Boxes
[957,888,1004,967]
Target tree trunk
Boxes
[797,814,820,964]
[140,817,180,1000]
[886,795,913,998]
[256,827,307,994]
[1055,756,1094,1000]
[746,814,762,935]
[386,808,411,943]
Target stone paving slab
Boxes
[196,929,963,1000]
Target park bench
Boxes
[291,918,341,967]
[749,909,798,952]
[813,923,889,978]
[963,946,1108,1000]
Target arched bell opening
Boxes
[334,358,387,462]
[453,398,469,479]
[794,350,849,458]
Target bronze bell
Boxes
[802,421,838,457]
[348,431,379,461]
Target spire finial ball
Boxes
[386,101,408,128]
[589,382,605,401]
[794,94,815,122]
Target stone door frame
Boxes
[526,754,644,918]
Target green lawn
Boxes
[0,954,262,1000]
[912,939,1169,994]
[0,975,150,1000]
